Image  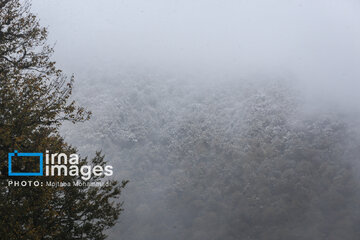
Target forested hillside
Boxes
[62,71,360,240]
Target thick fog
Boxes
[31,1,360,239]
[32,0,360,105]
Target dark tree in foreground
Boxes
[0,1,127,239]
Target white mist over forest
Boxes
[32,0,360,106]
[31,1,360,239]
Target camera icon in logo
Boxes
[8,150,43,176]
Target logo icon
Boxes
[8,150,43,176]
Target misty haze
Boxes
[17,0,360,239]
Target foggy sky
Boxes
[31,0,360,109]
